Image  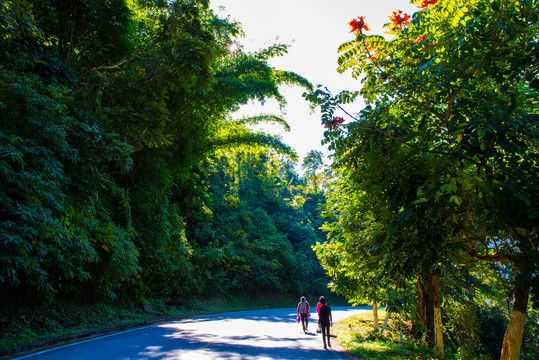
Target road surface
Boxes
[13,306,370,360]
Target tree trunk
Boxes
[432,268,445,360]
[381,310,391,335]
[372,297,379,331]
[423,275,435,345]
[500,268,531,360]
[413,280,425,336]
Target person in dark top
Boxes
[318,298,333,349]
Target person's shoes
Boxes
[323,345,327,349]
[328,343,332,347]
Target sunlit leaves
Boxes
[1,0,314,305]
[235,114,291,132]
[187,150,327,295]
[309,0,539,339]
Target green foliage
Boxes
[309,0,538,357]
[444,301,482,360]
[184,151,329,297]
[477,305,507,360]
[235,114,291,132]
[0,1,135,300]
[334,310,454,360]
[301,150,324,194]
[521,307,539,360]
[0,0,320,313]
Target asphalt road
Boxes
[13,306,370,360]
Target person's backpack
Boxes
[299,301,307,313]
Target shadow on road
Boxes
[116,324,337,359]
[136,330,337,360]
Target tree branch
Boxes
[460,228,513,263]
[337,103,483,166]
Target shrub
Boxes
[477,305,507,360]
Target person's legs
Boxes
[322,323,331,347]
[326,325,331,347]
[301,313,307,332]
[321,323,328,348]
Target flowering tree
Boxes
[309,0,538,358]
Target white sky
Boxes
[210,0,419,169]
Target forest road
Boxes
[13,306,370,360]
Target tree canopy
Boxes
[308,0,538,358]
[0,0,327,307]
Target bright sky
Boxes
[210,0,419,169]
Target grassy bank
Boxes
[334,310,459,360]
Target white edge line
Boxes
[13,324,158,359]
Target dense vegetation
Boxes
[308,0,538,359]
[0,0,328,319]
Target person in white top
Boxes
[296,296,311,333]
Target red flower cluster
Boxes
[324,116,345,130]
[413,35,427,43]
[417,0,438,9]
[349,16,370,35]
[389,10,411,27]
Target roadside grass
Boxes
[1,300,185,350]
[334,309,458,360]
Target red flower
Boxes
[349,16,370,35]
[324,123,340,130]
[389,10,411,27]
[418,0,438,9]
[417,0,429,9]
[324,116,346,130]
[413,35,426,43]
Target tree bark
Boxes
[500,268,531,360]
[423,275,435,345]
[413,280,426,336]
[381,310,391,335]
[432,268,445,359]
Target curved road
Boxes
[14,306,370,360]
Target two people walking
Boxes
[297,295,333,349]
